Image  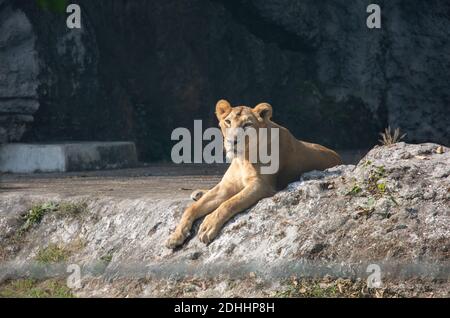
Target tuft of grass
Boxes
[273,277,387,298]
[377,182,387,193]
[56,202,88,217]
[18,202,58,235]
[346,184,362,196]
[17,201,88,237]
[309,284,339,298]
[379,126,406,146]
[273,283,297,298]
[100,253,113,264]
[35,244,70,264]
[362,160,373,168]
[367,165,388,196]
[0,279,74,298]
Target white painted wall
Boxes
[0,142,137,173]
[0,144,66,173]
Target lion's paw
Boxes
[198,214,221,244]
[190,189,206,201]
[166,232,185,249]
[166,225,190,249]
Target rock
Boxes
[0,143,449,297]
[242,0,450,145]
[0,1,449,159]
[0,115,34,143]
[0,3,39,142]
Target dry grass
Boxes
[0,279,74,298]
[379,126,406,146]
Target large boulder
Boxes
[0,143,448,297]
[244,0,450,144]
[0,2,39,142]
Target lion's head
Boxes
[215,99,273,160]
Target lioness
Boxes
[166,100,342,248]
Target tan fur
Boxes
[166,100,342,248]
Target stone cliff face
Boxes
[0,143,449,297]
[0,0,449,159]
[0,0,39,143]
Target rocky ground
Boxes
[0,142,449,297]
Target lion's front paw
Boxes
[166,231,186,249]
[198,213,222,244]
[166,224,191,249]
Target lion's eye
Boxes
[224,119,231,126]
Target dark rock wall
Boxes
[0,0,449,161]
[0,0,39,143]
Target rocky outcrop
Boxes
[243,0,450,144]
[0,0,449,159]
[0,143,448,297]
[0,1,39,142]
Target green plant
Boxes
[362,160,373,168]
[273,282,298,298]
[273,278,370,298]
[35,244,69,264]
[18,202,58,235]
[366,197,375,207]
[379,126,406,146]
[57,202,88,217]
[36,0,68,13]
[309,284,339,298]
[17,201,88,237]
[0,279,74,298]
[100,253,113,264]
[388,194,399,206]
[377,182,387,193]
[367,165,388,196]
[346,184,362,196]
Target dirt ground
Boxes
[0,164,225,200]
[0,149,367,200]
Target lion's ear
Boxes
[215,99,232,121]
[253,103,272,121]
